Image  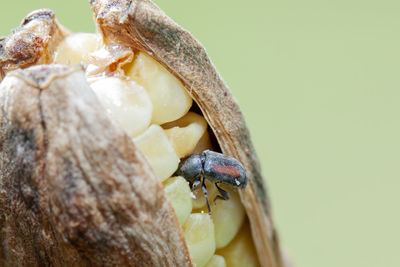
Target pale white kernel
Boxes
[217,222,259,267]
[163,112,208,158]
[125,52,192,124]
[212,189,245,249]
[90,77,152,137]
[54,33,101,66]
[183,213,216,267]
[204,255,226,267]
[163,176,193,225]
[133,125,180,181]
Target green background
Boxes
[1,1,399,266]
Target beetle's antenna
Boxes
[201,177,211,215]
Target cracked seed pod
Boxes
[0,1,289,266]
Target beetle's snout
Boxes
[174,154,203,182]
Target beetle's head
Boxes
[174,153,203,182]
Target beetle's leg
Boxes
[214,183,230,203]
[201,177,211,215]
[191,179,201,191]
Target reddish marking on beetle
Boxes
[212,164,240,177]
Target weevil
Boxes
[174,150,248,214]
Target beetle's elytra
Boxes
[174,150,248,214]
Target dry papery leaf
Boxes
[0,1,287,266]
[0,64,193,266]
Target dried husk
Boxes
[0,9,69,80]
[0,65,191,266]
[0,1,286,266]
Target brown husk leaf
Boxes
[0,9,69,80]
[0,65,191,266]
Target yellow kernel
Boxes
[182,213,216,267]
[126,52,192,124]
[90,77,152,137]
[217,221,260,267]
[133,125,180,181]
[212,189,245,249]
[163,176,193,225]
[54,32,101,65]
[204,255,226,267]
[163,112,208,158]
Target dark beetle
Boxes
[174,150,248,214]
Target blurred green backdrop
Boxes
[1,1,399,266]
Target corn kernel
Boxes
[163,112,207,158]
[125,52,192,124]
[90,77,152,137]
[204,255,226,267]
[54,32,101,65]
[193,130,214,154]
[182,213,216,267]
[133,124,180,181]
[217,222,260,267]
[212,188,245,249]
[163,176,193,225]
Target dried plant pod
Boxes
[0,9,69,80]
[0,64,191,266]
[0,1,287,266]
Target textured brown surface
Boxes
[91,1,283,266]
[0,9,69,81]
[0,65,192,266]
